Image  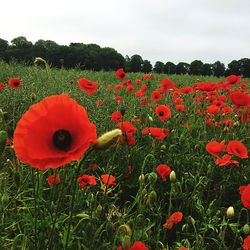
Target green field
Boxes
[0,60,249,250]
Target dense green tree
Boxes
[0,38,8,60]
[164,62,176,74]
[212,61,225,77]
[129,54,143,72]
[176,62,190,74]
[201,63,212,76]
[190,60,203,75]
[141,60,152,73]
[226,60,241,76]
[238,58,250,77]
[153,61,164,73]
[11,36,32,48]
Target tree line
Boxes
[0,36,249,77]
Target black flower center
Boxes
[120,73,125,78]
[13,82,20,86]
[53,129,72,151]
[159,111,164,116]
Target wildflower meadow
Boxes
[0,59,249,250]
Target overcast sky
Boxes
[1,0,250,66]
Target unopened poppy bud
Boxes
[141,188,147,199]
[139,174,144,183]
[120,224,131,236]
[170,171,176,183]
[76,213,90,219]
[161,145,166,150]
[148,115,153,121]
[1,193,9,206]
[30,93,37,102]
[149,190,157,206]
[122,235,131,250]
[148,172,158,186]
[96,204,102,216]
[226,206,234,218]
[94,129,122,150]
[188,216,195,225]
[0,130,7,156]
[242,224,250,235]
[34,57,46,64]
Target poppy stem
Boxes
[64,147,94,249]
[31,168,38,249]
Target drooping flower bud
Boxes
[139,174,145,183]
[34,57,46,64]
[242,224,250,235]
[120,224,131,236]
[94,129,122,150]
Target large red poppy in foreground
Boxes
[13,94,97,170]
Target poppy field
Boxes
[0,59,249,250]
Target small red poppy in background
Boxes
[163,212,183,229]
[101,174,116,186]
[221,106,233,115]
[227,140,248,158]
[176,105,187,112]
[148,127,170,140]
[155,105,171,122]
[117,241,149,250]
[115,68,126,81]
[96,100,103,107]
[89,163,99,171]
[48,174,60,185]
[117,121,136,146]
[6,138,12,145]
[156,164,171,181]
[226,75,241,85]
[215,154,239,168]
[140,97,148,105]
[243,235,250,250]
[126,86,134,92]
[78,174,96,190]
[0,82,5,89]
[135,79,141,86]
[151,90,162,101]
[143,74,148,81]
[206,140,225,158]
[13,94,97,170]
[114,85,123,91]
[111,111,123,122]
[115,96,122,102]
[124,165,134,178]
[179,248,189,250]
[229,92,250,110]
[180,86,192,93]
[240,184,250,209]
[78,78,98,94]
[150,74,155,80]
[9,78,21,88]
[207,105,220,115]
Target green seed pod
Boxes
[96,204,102,217]
[0,130,7,156]
[242,224,250,235]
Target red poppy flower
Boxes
[115,96,122,102]
[114,85,123,91]
[101,174,116,185]
[243,235,250,250]
[156,164,171,181]
[226,75,241,85]
[151,90,162,101]
[120,132,135,146]
[148,127,170,140]
[141,84,147,92]
[88,163,99,171]
[229,92,250,110]
[135,79,141,86]
[6,138,12,145]
[127,79,132,85]
[48,174,60,185]
[111,111,123,122]
[78,78,98,94]
[176,105,187,112]
[227,140,248,158]
[117,241,149,250]
[143,74,148,81]
[214,154,239,167]
[0,82,5,89]
[207,105,220,115]
[150,74,155,80]
[140,97,148,105]
[179,248,189,250]
[115,68,126,81]
[13,94,97,170]
[196,82,218,92]
[180,86,192,93]
[117,121,136,146]
[206,140,225,158]
[9,78,21,88]
[241,184,250,209]
[126,86,134,92]
[221,106,233,115]
[96,100,103,107]
[124,165,134,178]
[155,105,171,122]
[117,121,136,134]
[173,98,184,104]
[78,174,96,190]
[160,78,174,90]
[163,212,183,229]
